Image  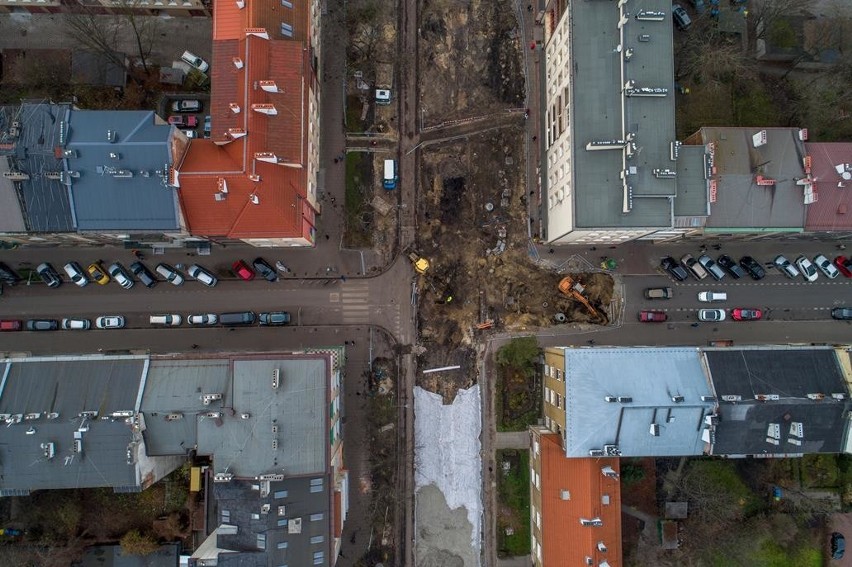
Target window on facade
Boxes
[221,510,230,522]
[274,490,288,499]
[280,0,292,6]
[277,541,289,549]
[310,513,325,521]
[257,534,266,549]
[278,519,288,527]
[310,535,324,544]
[310,478,323,493]
[280,22,293,37]
[313,551,325,565]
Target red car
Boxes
[639,310,667,322]
[0,320,22,332]
[731,308,762,321]
[232,260,255,281]
[168,115,198,128]
[835,256,852,278]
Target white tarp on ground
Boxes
[414,385,482,556]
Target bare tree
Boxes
[750,0,816,42]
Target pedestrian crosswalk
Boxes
[331,281,405,338]
[338,281,370,323]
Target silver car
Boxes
[188,314,218,325]
[63,262,89,287]
[188,264,218,287]
[698,309,726,322]
[108,262,135,290]
[96,315,125,329]
[156,263,185,286]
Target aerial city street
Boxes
[0,0,851,565]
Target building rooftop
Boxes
[803,142,852,232]
[673,144,710,220]
[560,347,715,457]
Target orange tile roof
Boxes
[213,0,246,40]
[539,433,622,566]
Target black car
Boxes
[717,255,747,279]
[831,532,845,560]
[0,262,21,286]
[253,257,279,283]
[36,262,62,288]
[259,311,291,326]
[660,256,688,282]
[739,256,766,280]
[832,307,852,321]
[130,261,158,288]
[26,319,59,331]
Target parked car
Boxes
[697,291,727,303]
[181,50,209,73]
[203,115,212,138]
[644,287,673,299]
[108,262,135,289]
[831,532,845,560]
[188,314,218,325]
[36,262,62,288]
[680,254,708,280]
[259,311,291,326]
[232,260,256,281]
[96,315,125,329]
[150,314,182,326]
[698,309,726,322]
[639,310,667,323]
[0,319,23,332]
[672,4,692,30]
[27,319,59,331]
[739,256,766,280]
[698,254,726,281]
[813,254,839,279]
[773,255,799,279]
[63,262,89,287]
[835,256,852,278]
[168,115,199,128]
[794,256,818,282]
[87,262,110,285]
[188,264,218,287]
[0,262,21,286]
[156,263,185,286]
[731,308,762,321]
[130,261,158,288]
[831,307,852,321]
[184,129,199,139]
[660,256,688,281]
[61,318,91,330]
[717,255,746,279]
[170,99,202,113]
[253,257,278,282]
[219,311,256,326]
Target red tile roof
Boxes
[804,142,852,231]
[539,433,622,566]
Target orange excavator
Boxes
[558,275,605,322]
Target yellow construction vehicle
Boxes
[409,252,430,275]
[558,275,605,322]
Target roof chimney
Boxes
[229,103,241,114]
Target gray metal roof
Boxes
[570,0,678,229]
[673,145,710,218]
[698,127,808,231]
[0,356,147,492]
[0,172,26,232]
[705,347,851,455]
[560,347,715,457]
[66,110,179,231]
[213,477,331,567]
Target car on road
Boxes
[36,263,62,288]
[814,254,839,279]
[130,261,158,288]
[259,311,291,326]
[795,255,818,282]
[739,256,766,280]
[697,291,727,303]
[184,129,199,139]
[660,256,688,281]
[203,115,212,138]
[96,315,125,329]
[639,310,667,322]
[156,263,185,286]
[150,314,182,326]
[773,255,799,279]
[219,311,256,326]
[698,309,726,322]
[61,318,91,330]
[0,262,21,286]
[188,314,218,325]
[698,254,726,281]
[170,99,202,113]
[836,256,852,278]
[168,115,198,128]
[26,319,59,331]
[108,262,135,290]
[681,254,708,280]
[672,4,692,30]
[63,262,89,287]
[731,308,762,321]
[831,532,845,560]
[832,307,852,321]
[232,260,256,281]
[644,287,673,299]
[253,257,279,282]
[0,320,23,332]
[717,255,747,279]
[181,50,209,73]
[188,264,218,287]
[87,262,110,285]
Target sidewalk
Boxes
[495,431,529,450]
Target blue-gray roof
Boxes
[66,110,179,231]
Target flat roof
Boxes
[674,145,710,218]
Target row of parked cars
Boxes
[640,307,760,323]
[0,257,284,290]
[0,311,291,332]
[660,254,852,282]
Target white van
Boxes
[697,291,727,303]
[383,159,397,190]
[150,314,182,326]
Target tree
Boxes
[495,336,540,373]
[119,529,159,556]
[750,0,815,42]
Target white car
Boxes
[188,314,218,325]
[61,318,91,330]
[188,264,218,287]
[795,256,818,282]
[150,314,182,326]
[698,309,726,322]
[181,50,209,73]
[63,262,89,287]
[814,254,839,279]
[108,262,135,290]
[156,263,185,286]
[96,315,125,329]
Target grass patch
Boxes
[496,449,530,557]
[495,337,541,432]
[346,95,366,131]
[731,82,780,127]
[344,152,373,248]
